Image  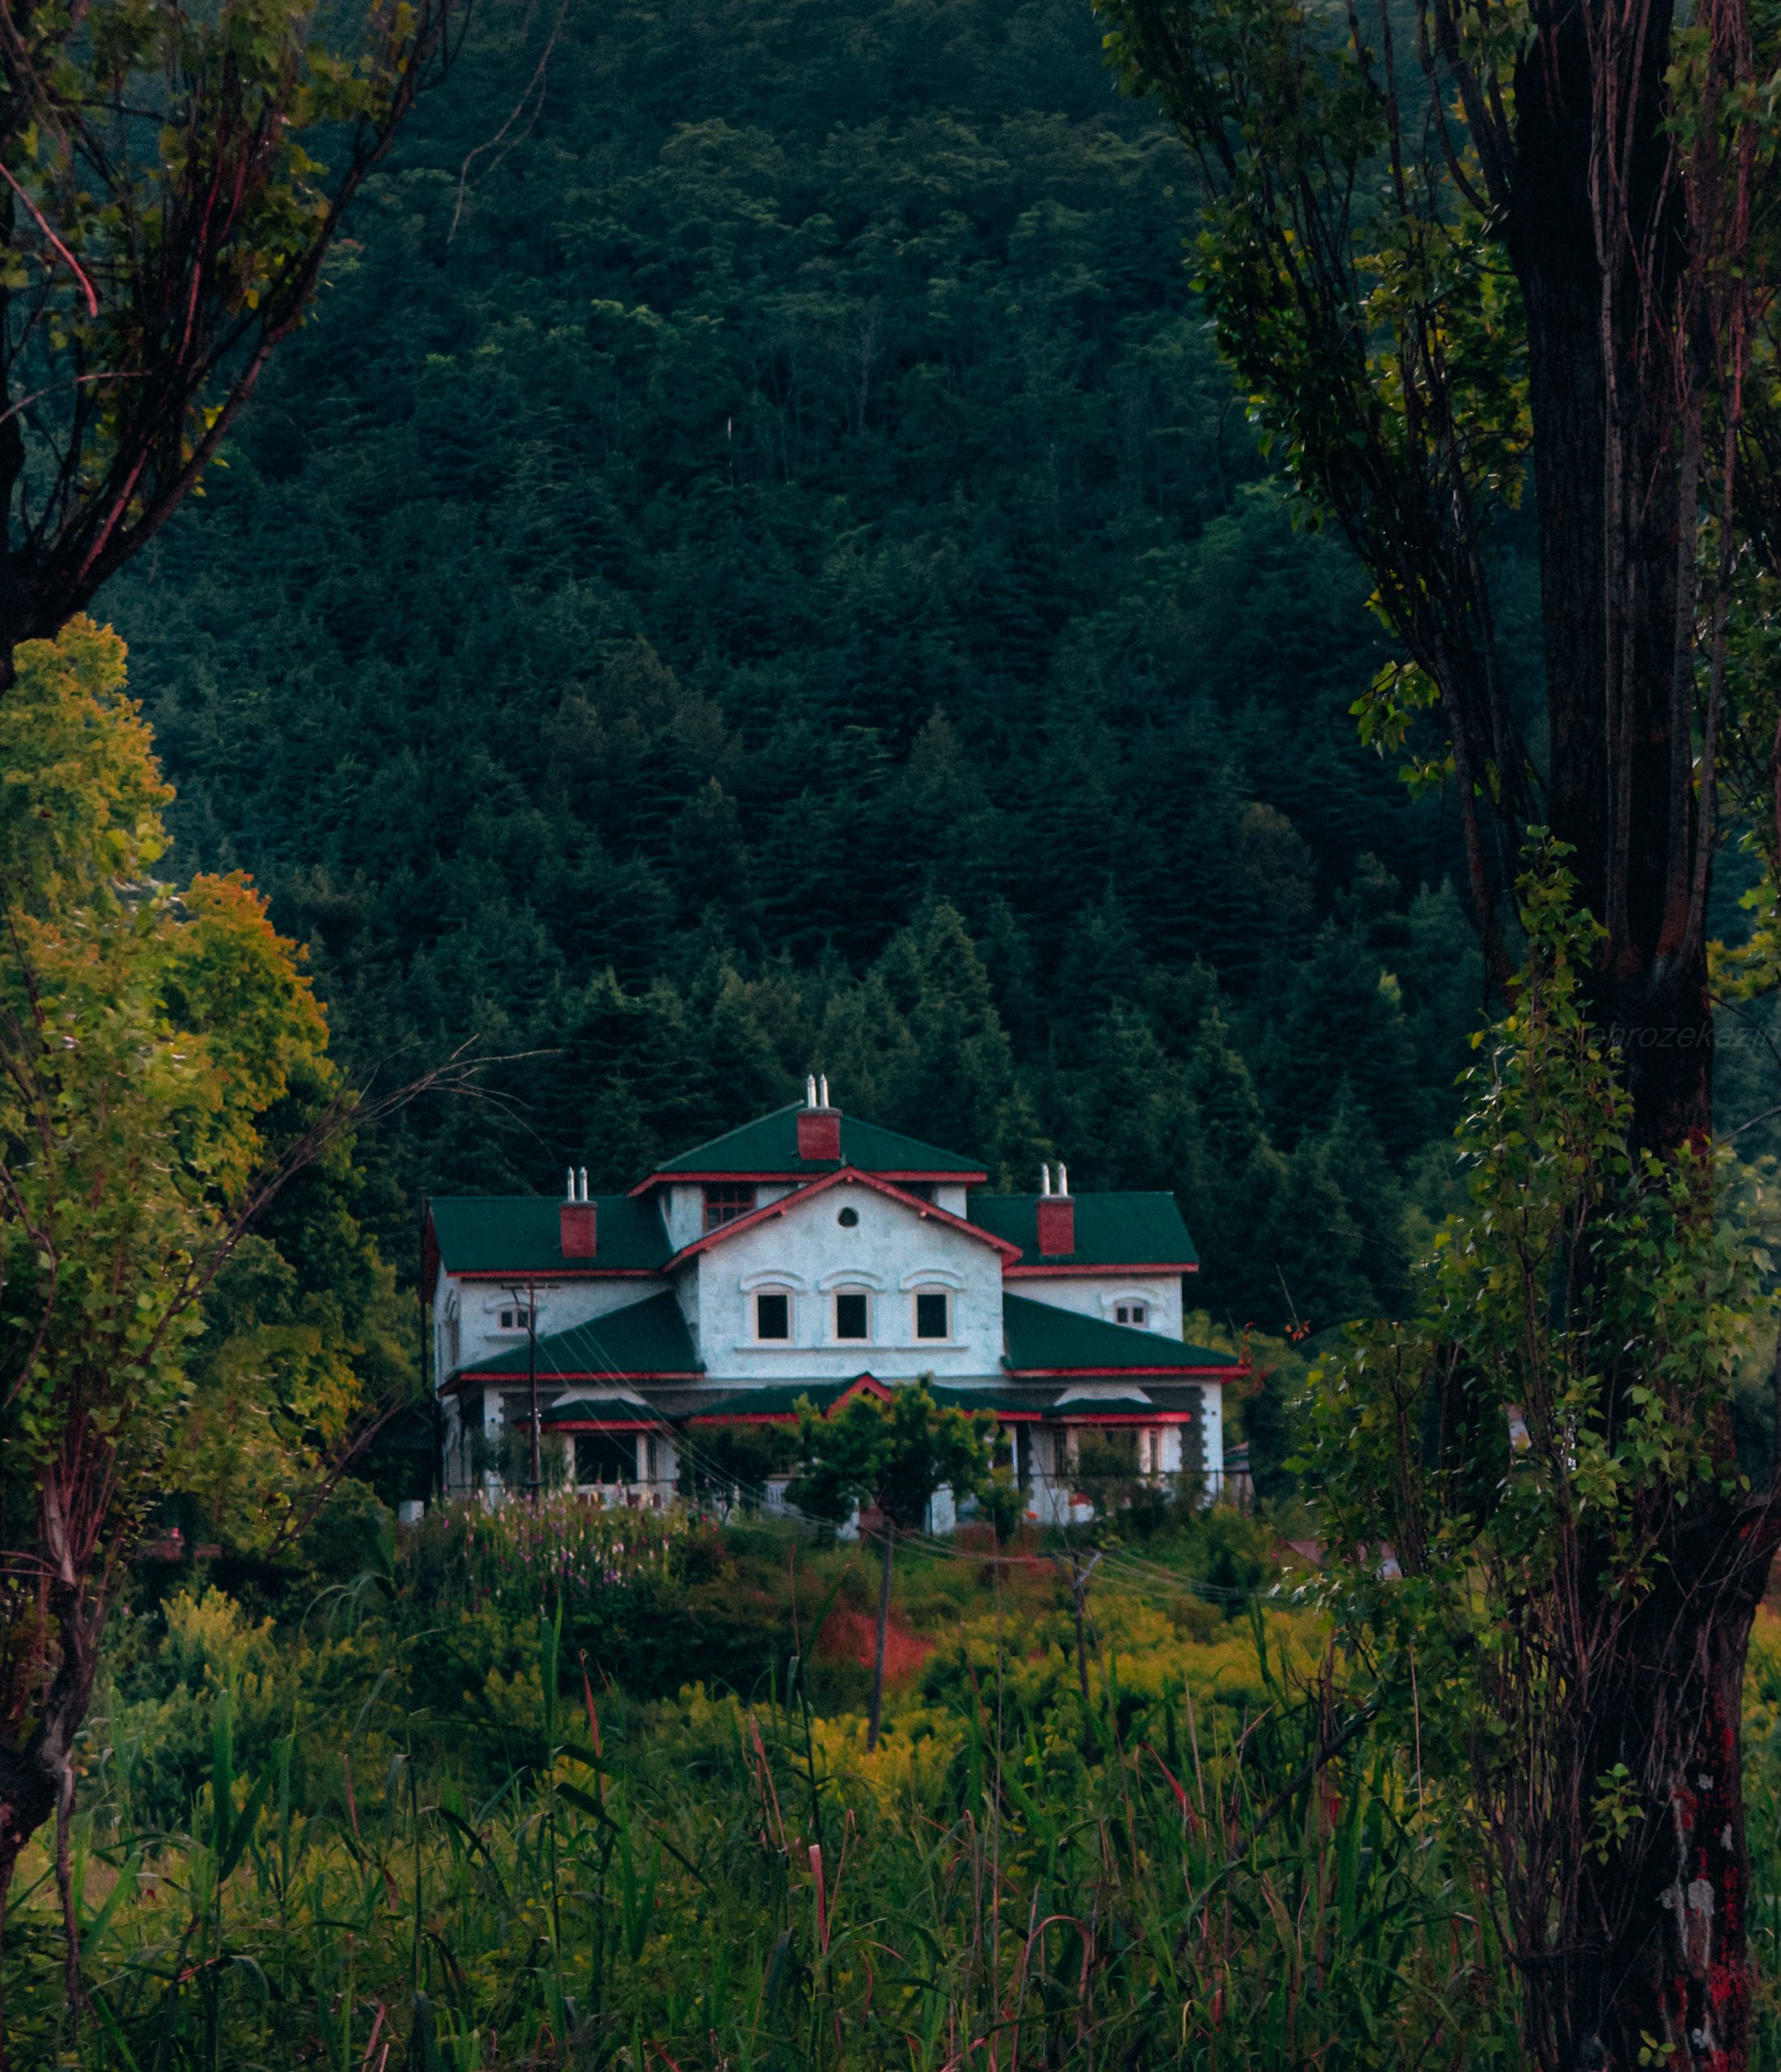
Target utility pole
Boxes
[506,1276,542,1503]
[421,1202,439,1502]
[1049,1548,1104,1704]
[526,1276,540,1501]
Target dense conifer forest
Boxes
[107,0,1499,1347]
[16,0,1781,2064]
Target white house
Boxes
[423,1083,1244,1520]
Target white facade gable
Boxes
[687,1177,1006,1382]
[1006,1272,1184,1337]
[435,1272,664,1383]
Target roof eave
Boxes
[445,1266,671,1280]
[630,1165,989,1196]
[1002,1260,1198,1277]
[1003,1365,1239,1380]
[446,1366,706,1389]
[664,1167,1022,1267]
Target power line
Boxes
[449,1310,1287,1603]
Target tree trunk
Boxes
[1513,0,1714,1156]
[0,1586,100,2070]
[1528,1509,1781,2071]
[0,1756,56,2072]
[1505,5,1762,2060]
[867,1519,893,1753]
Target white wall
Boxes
[436,1270,668,1381]
[659,1181,795,1253]
[1006,1272,1184,1338]
[1200,1381,1224,1493]
[661,1186,702,1251]
[693,1178,1006,1381]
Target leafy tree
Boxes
[165,1111,415,1554]
[0,623,340,2044]
[0,0,458,667]
[676,1421,799,1518]
[1309,858,1768,2069]
[793,1382,994,1749]
[1100,0,1781,2048]
[977,1466,1028,1551]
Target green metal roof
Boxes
[536,1398,658,1428]
[456,1292,699,1379]
[647,1105,986,1180]
[681,1378,885,1419]
[1001,1294,1237,1375]
[967,1192,1198,1268]
[928,1383,1050,1415]
[428,1195,672,1275]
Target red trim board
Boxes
[666,1168,1021,1267]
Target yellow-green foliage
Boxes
[4,1531,1546,2070]
[23,1530,1781,2070]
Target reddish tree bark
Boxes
[1102,0,1781,2053]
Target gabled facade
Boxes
[424,1085,1245,1521]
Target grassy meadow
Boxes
[11,1500,1781,2070]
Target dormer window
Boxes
[833,1289,871,1340]
[1115,1302,1149,1327]
[497,1304,536,1333]
[704,1184,756,1231]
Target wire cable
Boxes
[446,1304,1288,1601]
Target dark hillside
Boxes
[102,0,1482,1344]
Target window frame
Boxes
[1114,1301,1149,1327]
[753,1288,793,1342]
[913,1288,952,1342]
[833,1288,871,1343]
[702,1182,757,1233]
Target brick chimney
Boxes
[797,1073,842,1161]
[1036,1162,1075,1256]
[560,1166,596,1258]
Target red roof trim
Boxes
[450,1268,668,1282]
[685,1374,893,1426]
[664,1169,1021,1267]
[833,1374,893,1409]
[685,1411,799,1426]
[1003,1262,1198,1278]
[1050,1410,1197,1424]
[446,1368,703,1390]
[1005,1363,1245,1380]
[671,1403,1189,1426]
[631,1166,988,1195]
[536,1417,659,1433]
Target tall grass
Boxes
[14,1518,1779,2067]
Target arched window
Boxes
[913,1288,952,1340]
[833,1288,871,1341]
[754,1289,793,1340]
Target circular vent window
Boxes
[837,1207,859,1228]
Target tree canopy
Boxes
[100,0,1537,1365]
[0,0,459,664]
[0,621,391,2002]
